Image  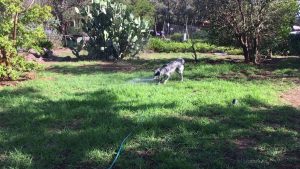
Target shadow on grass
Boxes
[47,63,136,75]
[0,87,134,168]
[262,57,300,70]
[45,57,299,84]
[0,87,299,168]
[184,57,300,82]
[45,58,190,76]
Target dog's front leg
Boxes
[156,76,163,84]
[180,73,183,81]
[163,75,170,84]
[159,77,164,84]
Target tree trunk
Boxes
[53,4,66,34]
[191,40,198,62]
[0,49,9,67]
[266,49,272,59]
[185,16,189,40]
[238,35,250,63]
[12,13,19,46]
[242,45,251,63]
[154,16,157,34]
[253,35,260,64]
[238,35,258,64]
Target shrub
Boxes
[0,1,52,80]
[0,65,7,79]
[38,39,53,50]
[226,48,243,55]
[191,30,209,41]
[0,55,42,80]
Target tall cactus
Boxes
[74,0,149,60]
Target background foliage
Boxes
[72,0,150,60]
[0,0,52,79]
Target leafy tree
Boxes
[50,0,88,34]
[116,0,155,24]
[205,0,299,63]
[130,0,155,25]
[0,0,52,79]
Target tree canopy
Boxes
[205,0,299,63]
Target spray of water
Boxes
[128,77,156,84]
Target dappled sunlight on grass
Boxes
[0,54,299,168]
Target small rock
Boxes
[25,54,37,61]
[232,99,238,105]
[25,53,45,63]
[28,48,40,56]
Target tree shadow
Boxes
[183,57,300,82]
[261,57,300,70]
[45,58,193,75]
[0,87,299,168]
[47,63,136,75]
[0,87,135,168]
[44,56,299,85]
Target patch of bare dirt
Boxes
[46,61,136,74]
[280,87,300,108]
[98,62,136,72]
[233,138,257,150]
[0,81,20,87]
[136,149,155,158]
[38,77,55,81]
[52,48,72,55]
[24,72,36,80]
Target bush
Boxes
[147,38,243,54]
[170,33,183,42]
[0,1,51,80]
[226,48,243,55]
[0,55,42,80]
[0,65,8,79]
[191,30,209,41]
[38,39,53,50]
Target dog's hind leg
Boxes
[176,66,184,81]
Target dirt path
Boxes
[281,87,300,108]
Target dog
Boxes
[154,58,185,84]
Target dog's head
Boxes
[154,64,167,80]
[177,58,185,65]
[153,68,161,80]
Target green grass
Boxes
[0,53,299,169]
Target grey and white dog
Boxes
[154,58,185,84]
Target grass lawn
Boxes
[0,53,299,169]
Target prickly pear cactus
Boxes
[74,0,149,60]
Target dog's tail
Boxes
[177,58,185,65]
